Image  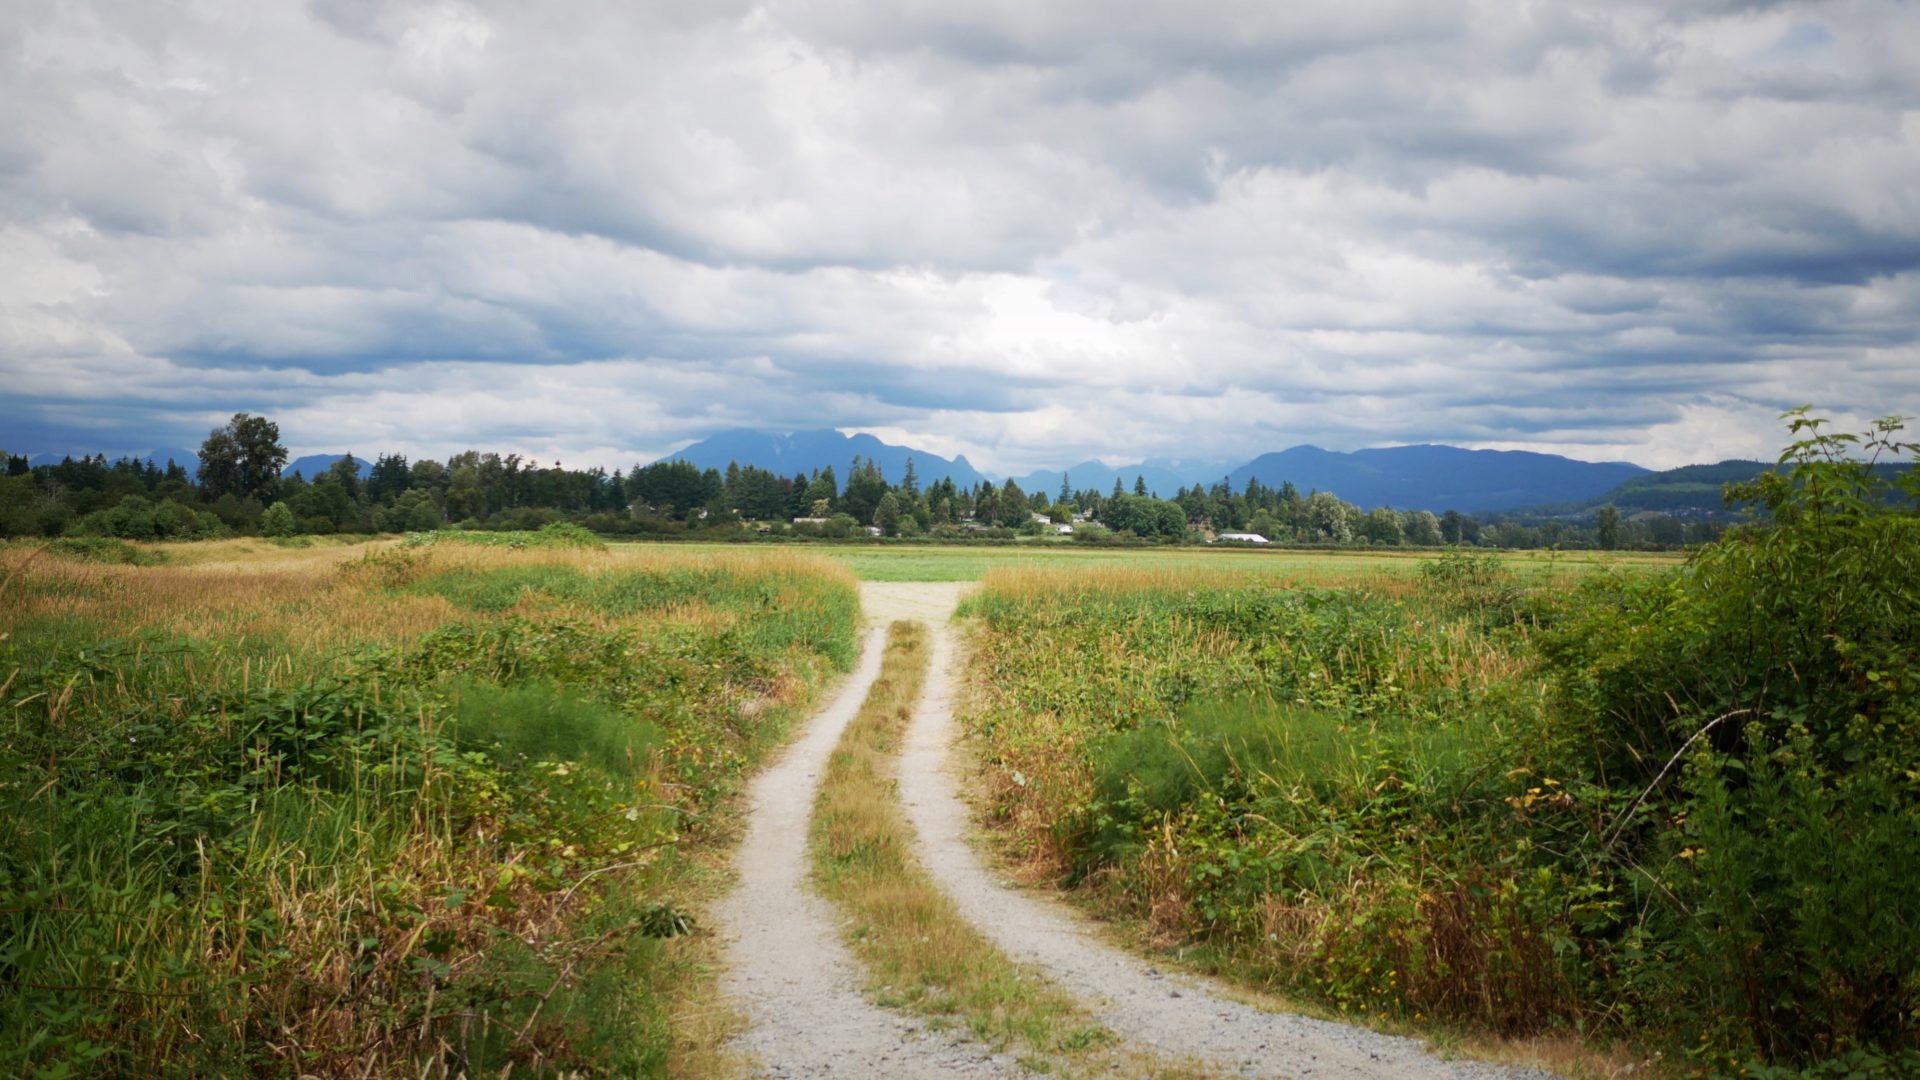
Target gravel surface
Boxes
[895,583,1555,1080]
[712,588,1022,1079]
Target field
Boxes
[623,538,1682,584]
[0,533,858,1078]
[5,504,1912,1078]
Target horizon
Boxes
[4,2,1917,473]
[15,424,1700,478]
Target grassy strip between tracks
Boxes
[810,620,1217,1078]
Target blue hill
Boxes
[1229,444,1649,512]
[282,453,374,480]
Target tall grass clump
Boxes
[0,541,858,1077]
[408,521,606,551]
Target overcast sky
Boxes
[3,0,1917,474]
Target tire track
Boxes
[713,599,1019,1078]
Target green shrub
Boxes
[1669,728,1920,1064]
[1540,411,1920,1065]
[259,501,296,536]
[533,520,604,548]
[1417,547,1523,625]
[415,521,607,551]
[71,495,222,541]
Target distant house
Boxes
[1214,532,1270,545]
[1030,511,1052,525]
[792,516,830,525]
[862,525,883,537]
[1055,524,1074,535]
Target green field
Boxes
[613,539,1682,583]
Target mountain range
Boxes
[283,453,373,480]
[669,429,1652,513]
[1013,460,1233,501]
[1227,444,1648,513]
[33,429,1817,518]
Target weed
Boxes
[46,535,168,565]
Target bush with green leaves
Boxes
[258,500,296,536]
[962,410,1918,1073]
[414,520,606,550]
[1539,410,1919,1068]
[71,495,222,541]
[45,536,169,564]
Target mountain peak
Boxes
[671,429,986,488]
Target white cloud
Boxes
[1,0,1917,474]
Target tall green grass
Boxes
[445,679,663,778]
[959,567,1583,1038]
[0,546,858,1077]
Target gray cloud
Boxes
[1,0,1917,474]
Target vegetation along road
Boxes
[719,579,1547,1078]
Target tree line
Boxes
[0,413,1713,550]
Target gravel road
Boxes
[712,590,1021,1078]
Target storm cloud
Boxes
[3,0,1916,471]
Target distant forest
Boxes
[2,413,1726,550]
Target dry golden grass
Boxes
[1,537,856,662]
[4,540,444,656]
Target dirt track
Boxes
[718,581,1549,1078]
[713,588,1017,1078]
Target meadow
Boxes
[625,537,1681,585]
[0,530,858,1078]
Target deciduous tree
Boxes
[197,413,287,504]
